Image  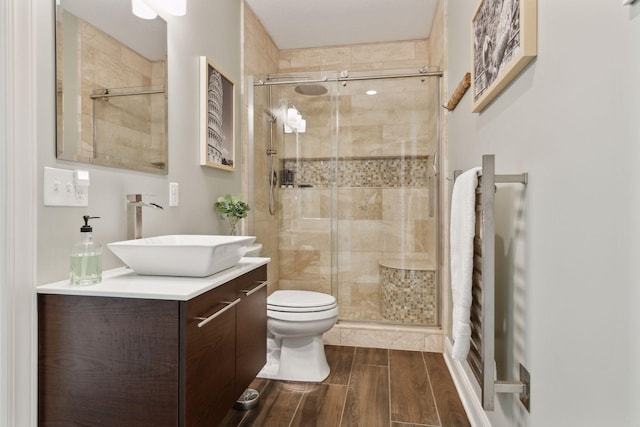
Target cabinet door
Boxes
[182,283,238,427]
[38,295,180,427]
[235,265,268,396]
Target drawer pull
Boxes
[196,298,241,328]
[241,280,269,297]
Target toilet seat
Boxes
[267,290,337,313]
[267,290,338,321]
[267,305,339,322]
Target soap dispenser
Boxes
[70,215,102,286]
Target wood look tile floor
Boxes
[220,345,471,427]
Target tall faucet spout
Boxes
[126,194,163,239]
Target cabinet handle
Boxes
[195,298,241,328]
[241,280,269,297]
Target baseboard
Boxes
[444,338,492,427]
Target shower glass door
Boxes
[275,72,339,300]
[334,70,440,326]
[251,68,440,327]
[250,71,339,302]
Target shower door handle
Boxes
[428,150,437,217]
[432,149,438,175]
[428,176,435,218]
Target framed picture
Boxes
[471,0,537,113]
[200,56,235,170]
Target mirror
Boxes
[56,0,168,174]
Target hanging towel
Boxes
[450,167,481,361]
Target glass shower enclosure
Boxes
[250,68,441,327]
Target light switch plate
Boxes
[169,182,179,206]
[44,167,89,207]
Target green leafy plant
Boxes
[214,194,250,235]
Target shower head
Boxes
[294,84,328,96]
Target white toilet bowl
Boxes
[257,290,338,382]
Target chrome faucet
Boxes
[126,194,163,239]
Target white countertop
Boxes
[37,257,270,301]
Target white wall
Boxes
[2,0,39,425]
[446,1,640,426]
[37,0,243,284]
[632,5,640,423]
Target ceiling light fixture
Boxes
[366,89,378,96]
[132,0,158,19]
[132,0,187,19]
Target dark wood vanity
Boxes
[38,264,267,427]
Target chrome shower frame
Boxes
[254,67,443,88]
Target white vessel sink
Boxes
[108,235,256,277]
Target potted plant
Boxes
[214,194,250,235]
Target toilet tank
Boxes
[244,243,262,257]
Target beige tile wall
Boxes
[242,3,280,294]
[279,40,430,73]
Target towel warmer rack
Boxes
[454,154,530,412]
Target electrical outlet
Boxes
[43,167,89,207]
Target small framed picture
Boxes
[200,56,235,170]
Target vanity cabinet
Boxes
[38,265,267,427]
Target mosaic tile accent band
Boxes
[283,156,430,188]
[380,265,437,324]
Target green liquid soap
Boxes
[70,252,102,286]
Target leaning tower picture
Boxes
[207,69,224,164]
[200,57,235,170]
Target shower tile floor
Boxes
[220,345,470,427]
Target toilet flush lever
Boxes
[196,298,241,328]
[241,281,269,297]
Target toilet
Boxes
[244,243,263,257]
[258,290,338,382]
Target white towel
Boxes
[450,167,481,361]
